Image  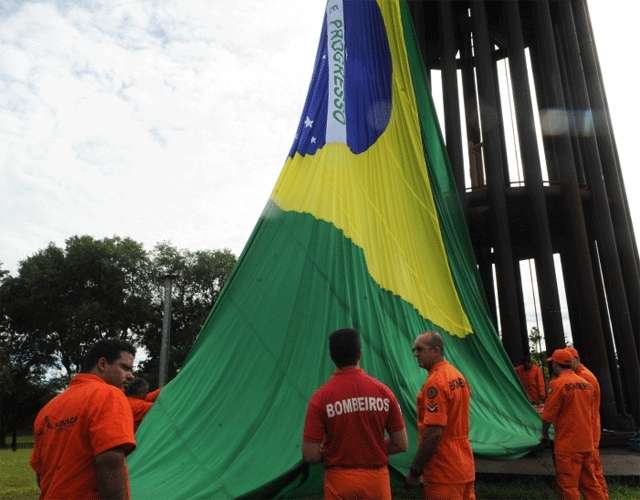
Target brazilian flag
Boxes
[129,1,540,497]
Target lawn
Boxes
[1,448,638,499]
[0,449,37,500]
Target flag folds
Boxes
[129,1,540,498]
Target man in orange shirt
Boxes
[566,347,609,499]
[405,331,475,499]
[514,354,546,405]
[125,377,159,432]
[30,339,136,500]
[542,348,603,500]
[302,328,408,500]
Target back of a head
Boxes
[126,377,149,398]
[329,328,361,368]
[423,331,444,355]
[82,338,136,372]
[548,348,574,373]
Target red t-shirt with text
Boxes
[303,367,404,468]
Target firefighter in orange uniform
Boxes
[542,348,604,499]
[125,377,160,432]
[30,339,136,500]
[514,354,546,404]
[405,331,475,500]
[566,347,609,499]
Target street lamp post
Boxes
[158,273,177,387]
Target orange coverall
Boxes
[417,360,475,500]
[542,370,603,500]
[576,364,608,499]
[515,363,546,404]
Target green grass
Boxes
[0,448,38,500]
[476,475,640,500]
[1,449,638,499]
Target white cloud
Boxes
[0,0,325,271]
[0,0,638,281]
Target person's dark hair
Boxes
[555,362,573,370]
[125,377,149,397]
[329,328,361,368]
[81,339,136,372]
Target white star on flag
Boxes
[310,136,316,144]
[304,116,314,128]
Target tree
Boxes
[1,236,155,377]
[0,238,237,418]
[138,243,236,386]
[528,326,543,354]
[0,262,59,446]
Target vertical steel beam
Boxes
[460,13,484,189]
[478,247,498,327]
[572,0,640,359]
[553,28,587,186]
[527,46,559,183]
[514,259,530,357]
[503,0,565,352]
[437,0,465,197]
[470,0,524,362]
[530,0,617,422]
[556,0,640,423]
[591,238,628,415]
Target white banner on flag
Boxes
[326,0,346,144]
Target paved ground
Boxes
[475,448,640,476]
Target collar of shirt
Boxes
[429,359,447,373]
[69,373,109,387]
[333,367,362,376]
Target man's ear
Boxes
[96,356,108,372]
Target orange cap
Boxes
[548,348,574,366]
[565,347,579,360]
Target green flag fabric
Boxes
[129,1,540,497]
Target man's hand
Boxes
[540,421,551,447]
[540,435,552,448]
[404,468,422,488]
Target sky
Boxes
[1,0,638,279]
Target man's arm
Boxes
[145,388,161,402]
[95,447,129,500]
[386,428,408,455]
[405,425,443,486]
[302,441,323,463]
